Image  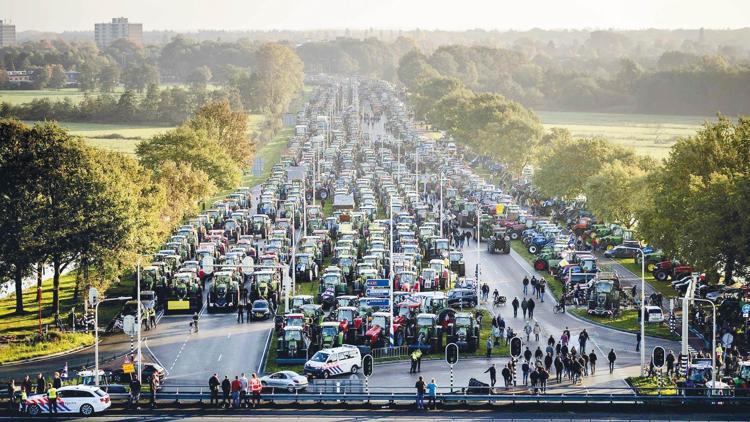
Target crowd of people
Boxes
[207,373,263,409]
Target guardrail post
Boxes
[175,387,180,406]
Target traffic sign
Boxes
[653,346,665,368]
[88,287,99,308]
[364,298,389,308]
[722,332,734,347]
[510,336,522,358]
[122,315,137,337]
[445,343,459,365]
[363,354,373,377]
[122,363,135,374]
[365,279,391,297]
[742,304,750,316]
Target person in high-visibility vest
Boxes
[19,388,27,413]
[249,373,262,408]
[47,383,58,414]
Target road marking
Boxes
[227,333,232,339]
[217,354,222,362]
[143,337,169,376]
[257,327,273,374]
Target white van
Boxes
[303,345,361,379]
[644,305,664,322]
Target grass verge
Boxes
[626,375,678,395]
[615,259,676,300]
[0,332,94,364]
[570,308,678,340]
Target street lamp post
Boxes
[476,202,481,291]
[439,173,444,238]
[94,296,132,387]
[612,246,646,374]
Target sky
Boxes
[1,0,748,32]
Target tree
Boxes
[0,119,47,313]
[137,126,240,190]
[187,65,212,90]
[99,63,121,92]
[247,43,304,114]
[638,116,750,282]
[48,64,68,89]
[584,161,648,229]
[123,62,159,93]
[187,100,254,166]
[117,89,139,122]
[398,49,439,89]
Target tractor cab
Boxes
[448,250,466,277]
[290,295,314,313]
[276,325,310,365]
[409,313,443,353]
[448,312,479,352]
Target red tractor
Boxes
[652,260,694,282]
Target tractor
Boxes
[316,321,344,351]
[487,230,511,254]
[448,250,466,277]
[294,253,318,283]
[207,270,239,313]
[276,326,311,365]
[165,271,202,313]
[407,313,443,353]
[652,260,694,282]
[586,275,623,317]
[446,312,479,352]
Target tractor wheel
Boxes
[534,260,548,271]
[654,270,669,282]
[528,245,538,254]
[510,231,519,240]
[319,189,329,200]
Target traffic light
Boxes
[445,343,459,365]
[363,354,373,377]
[653,346,665,368]
[510,336,522,358]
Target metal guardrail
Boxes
[370,345,409,360]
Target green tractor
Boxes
[446,312,479,352]
[165,272,202,313]
[487,229,511,254]
[208,270,240,313]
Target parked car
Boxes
[447,288,478,308]
[260,370,309,392]
[251,299,272,320]
[603,245,640,259]
[111,362,166,384]
[25,385,111,416]
[644,305,664,323]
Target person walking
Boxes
[538,367,549,393]
[237,303,244,323]
[511,297,519,318]
[666,350,675,376]
[554,355,564,382]
[486,337,493,358]
[608,349,617,374]
[539,283,546,303]
[635,331,641,352]
[523,321,532,342]
[416,349,423,372]
[415,376,426,410]
[521,361,530,385]
[535,346,544,362]
[527,298,536,319]
[209,374,220,407]
[192,312,199,333]
[545,353,553,372]
[149,374,159,409]
[522,276,529,295]
[533,322,541,342]
[410,350,418,373]
[529,367,539,393]
[521,298,528,319]
[129,376,141,410]
[19,384,27,413]
[484,363,497,387]
[7,380,16,412]
[524,346,532,363]
[427,378,437,410]
[250,373,262,408]
[589,351,597,375]
[150,307,157,329]
[21,375,32,398]
[221,376,231,408]
[579,329,589,354]
[501,365,512,388]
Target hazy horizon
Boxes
[1,0,748,32]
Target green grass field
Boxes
[537,110,711,160]
[0,89,97,105]
[570,308,677,340]
[0,332,94,364]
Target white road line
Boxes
[257,327,273,374]
[143,337,169,376]
[227,333,232,339]
[217,353,222,362]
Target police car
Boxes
[25,385,111,416]
[303,345,361,379]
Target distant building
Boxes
[94,17,142,49]
[6,70,34,83]
[0,20,16,47]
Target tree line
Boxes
[401,55,750,282]
[0,99,254,316]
